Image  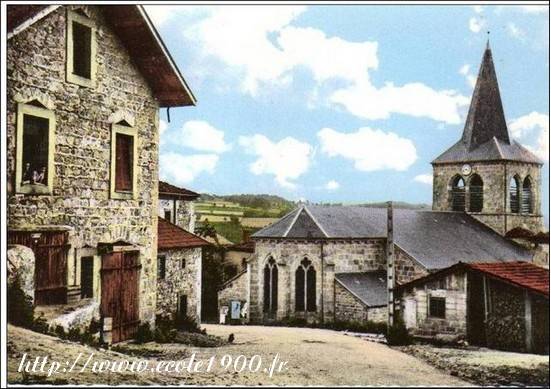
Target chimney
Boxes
[387,201,395,328]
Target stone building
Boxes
[218,44,546,333]
[158,180,199,232]
[6,5,195,343]
[432,43,544,235]
[157,217,209,322]
[247,206,531,324]
[398,262,549,354]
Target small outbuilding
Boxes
[397,261,549,354]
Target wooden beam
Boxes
[525,290,533,352]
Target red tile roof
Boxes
[468,261,549,297]
[159,181,199,199]
[158,217,210,250]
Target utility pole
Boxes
[387,201,395,328]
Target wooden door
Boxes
[101,251,141,343]
[8,230,69,305]
[80,257,94,298]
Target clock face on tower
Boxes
[461,164,472,176]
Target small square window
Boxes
[181,258,186,269]
[429,296,446,318]
[158,255,166,280]
[16,103,55,195]
[164,209,172,222]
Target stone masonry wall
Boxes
[432,161,543,235]
[334,281,368,323]
[157,247,202,322]
[401,271,467,340]
[250,239,386,323]
[218,270,248,316]
[395,247,429,285]
[7,6,160,324]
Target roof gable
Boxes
[159,181,199,199]
[7,5,195,107]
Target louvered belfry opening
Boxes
[469,174,484,212]
[295,258,316,312]
[522,177,533,214]
[263,257,278,314]
[451,175,466,212]
[115,133,133,192]
[510,176,520,213]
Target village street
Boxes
[8,324,469,385]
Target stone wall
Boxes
[400,271,467,340]
[395,247,429,285]
[157,247,202,322]
[217,270,248,319]
[334,281,368,323]
[7,6,160,325]
[250,239,386,323]
[485,278,525,351]
[432,161,543,235]
[158,198,195,233]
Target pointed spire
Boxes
[462,43,510,150]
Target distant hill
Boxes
[199,193,296,211]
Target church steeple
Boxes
[462,42,510,150]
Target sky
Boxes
[145,4,549,220]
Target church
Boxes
[218,43,548,352]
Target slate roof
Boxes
[433,44,541,165]
[252,205,532,270]
[335,271,387,307]
[159,181,199,199]
[7,5,195,107]
[398,261,549,298]
[158,217,210,250]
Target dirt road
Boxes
[8,324,469,385]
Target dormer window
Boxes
[66,10,96,87]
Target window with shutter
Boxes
[110,123,137,199]
[157,255,166,280]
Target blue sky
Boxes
[146,4,549,219]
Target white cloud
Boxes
[160,152,219,185]
[509,112,549,161]
[325,180,340,190]
[182,6,467,124]
[473,5,484,14]
[159,119,168,136]
[175,120,231,153]
[459,64,477,88]
[507,23,525,40]
[239,134,313,188]
[317,127,417,172]
[520,5,548,14]
[414,174,433,185]
[469,17,486,33]
[330,80,469,124]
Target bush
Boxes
[175,315,202,333]
[7,276,34,328]
[386,317,412,346]
[135,322,154,344]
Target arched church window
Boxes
[263,257,278,314]
[450,175,466,212]
[521,177,533,214]
[509,176,520,214]
[295,258,316,312]
[469,174,483,212]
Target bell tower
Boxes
[431,43,544,235]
